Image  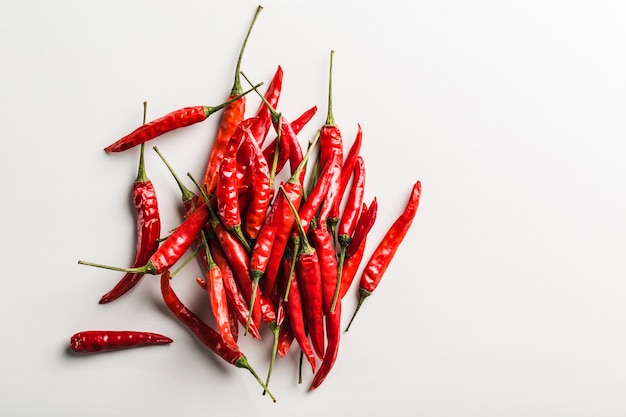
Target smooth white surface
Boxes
[2,0,626,415]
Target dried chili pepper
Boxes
[346,181,421,331]
[328,124,362,232]
[78,202,210,275]
[201,6,263,195]
[242,128,271,240]
[100,102,161,304]
[331,156,365,311]
[316,50,343,224]
[199,231,237,349]
[280,255,316,372]
[280,186,325,359]
[104,85,260,153]
[69,330,172,353]
[159,271,276,402]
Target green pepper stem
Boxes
[235,355,276,403]
[325,50,336,126]
[345,288,371,332]
[330,245,346,312]
[136,102,149,182]
[245,270,263,335]
[77,260,153,275]
[263,321,280,396]
[204,82,263,116]
[231,5,263,95]
[153,146,196,205]
[282,238,300,302]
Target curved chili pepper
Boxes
[277,317,294,358]
[309,299,341,390]
[250,65,283,147]
[69,330,172,353]
[199,231,237,349]
[346,181,421,331]
[242,129,271,240]
[100,104,161,303]
[332,156,365,311]
[201,6,263,195]
[78,203,210,275]
[159,271,276,402]
[328,124,362,230]
[339,234,367,300]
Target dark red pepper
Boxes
[70,330,172,353]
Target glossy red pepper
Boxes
[309,300,341,390]
[328,124,362,230]
[250,65,283,146]
[160,271,276,402]
[70,330,172,353]
[339,235,367,300]
[242,129,271,240]
[346,197,377,258]
[201,6,263,195]
[100,105,161,303]
[346,181,421,331]
[309,224,339,316]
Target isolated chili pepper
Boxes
[69,330,172,353]
[104,85,260,153]
[328,124,362,232]
[159,271,276,402]
[100,103,161,304]
[199,231,237,349]
[78,203,210,275]
[280,186,325,359]
[201,6,263,195]
[346,181,421,331]
[331,156,365,311]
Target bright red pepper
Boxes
[346,197,377,258]
[70,330,172,353]
[328,124,362,230]
[250,66,283,147]
[242,129,271,240]
[346,181,421,331]
[100,107,161,303]
[309,224,339,316]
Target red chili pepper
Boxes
[104,87,258,153]
[309,301,341,390]
[309,224,339,316]
[78,203,210,275]
[276,317,294,358]
[346,197,377,258]
[201,6,263,195]
[159,271,276,402]
[339,235,367,300]
[100,104,161,304]
[69,330,172,353]
[199,232,238,349]
[242,129,271,240]
[216,120,255,250]
[280,186,325,360]
[332,156,365,311]
[280,256,316,372]
[328,124,362,230]
[262,105,318,176]
[346,181,421,331]
[209,238,261,339]
[317,51,343,224]
[250,65,283,147]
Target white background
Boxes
[1,0,626,415]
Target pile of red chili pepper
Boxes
[73,6,421,402]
